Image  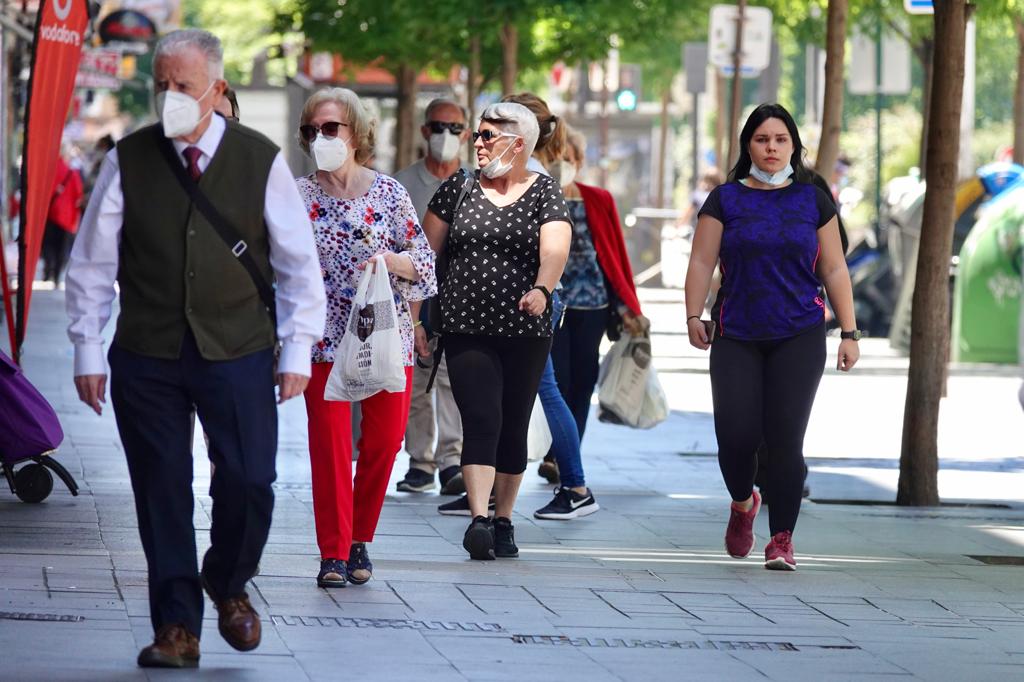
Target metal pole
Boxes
[692,91,699,190]
[874,12,883,231]
[726,0,747,169]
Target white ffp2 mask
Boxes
[312,133,349,172]
[429,131,461,163]
[481,136,520,179]
[156,82,215,139]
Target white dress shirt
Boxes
[65,114,327,377]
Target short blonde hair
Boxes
[299,87,375,164]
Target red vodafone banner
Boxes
[14,0,89,361]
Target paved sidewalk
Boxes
[1,290,1023,681]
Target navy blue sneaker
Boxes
[493,517,518,558]
[463,516,495,560]
[347,543,372,585]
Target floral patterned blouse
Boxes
[297,173,437,365]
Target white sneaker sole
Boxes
[764,557,797,571]
[534,502,600,520]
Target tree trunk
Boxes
[726,0,747,169]
[499,22,517,95]
[815,0,847,179]
[467,32,481,165]
[897,0,968,507]
[393,63,419,172]
[1014,18,1024,164]
[916,39,934,178]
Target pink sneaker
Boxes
[764,531,797,571]
[724,490,761,558]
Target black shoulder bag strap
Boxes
[425,168,476,393]
[156,134,277,325]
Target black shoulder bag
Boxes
[156,134,277,325]
[425,168,475,393]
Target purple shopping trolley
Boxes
[0,349,79,502]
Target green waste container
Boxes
[952,180,1024,363]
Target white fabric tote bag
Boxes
[597,333,667,429]
[324,255,408,402]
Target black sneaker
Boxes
[396,468,436,493]
[537,457,560,484]
[316,558,347,588]
[534,487,600,520]
[438,493,495,517]
[463,516,495,560]
[439,466,465,495]
[493,517,518,558]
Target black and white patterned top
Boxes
[428,171,571,337]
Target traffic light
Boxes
[616,64,642,112]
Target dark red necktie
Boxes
[183,146,202,182]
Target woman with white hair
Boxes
[296,87,437,587]
[422,102,572,560]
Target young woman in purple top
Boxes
[684,104,860,571]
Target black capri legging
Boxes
[709,322,826,535]
[445,333,551,475]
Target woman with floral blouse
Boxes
[296,88,436,588]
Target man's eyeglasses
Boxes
[426,121,465,135]
[472,129,516,143]
[299,121,348,143]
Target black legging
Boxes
[710,322,825,535]
[551,307,608,439]
[445,333,551,475]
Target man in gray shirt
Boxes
[393,98,471,495]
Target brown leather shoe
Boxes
[214,593,261,651]
[137,624,199,668]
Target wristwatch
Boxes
[840,329,862,341]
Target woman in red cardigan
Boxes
[553,128,646,440]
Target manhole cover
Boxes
[0,611,85,623]
[967,555,1024,566]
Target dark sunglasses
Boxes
[427,121,465,135]
[472,129,513,143]
[299,121,348,143]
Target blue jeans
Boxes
[539,292,585,488]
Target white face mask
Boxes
[748,162,794,186]
[481,135,520,179]
[558,161,577,188]
[428,131,461,163]
[312,133,349,172]
[156,81,215,139]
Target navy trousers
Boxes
[109,330,277,637]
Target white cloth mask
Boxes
[156,82,215,139]
[558,161,577,188]
[748,162,794,186]
[481,135,520,179]
[312,133,349,172]
[429,131,461,163]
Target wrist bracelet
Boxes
[686,315,700,322]
[531,285,552,302]
[413,320,423,328]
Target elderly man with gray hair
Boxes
[422,100,572,562]
[393,98,471,496]
[65,29,326,667]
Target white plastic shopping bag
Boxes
[526,396,552,461]
[597,333,667,429]
[324,255,407,402]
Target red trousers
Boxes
[304,363,413,560]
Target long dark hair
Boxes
[727,103,812,184]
